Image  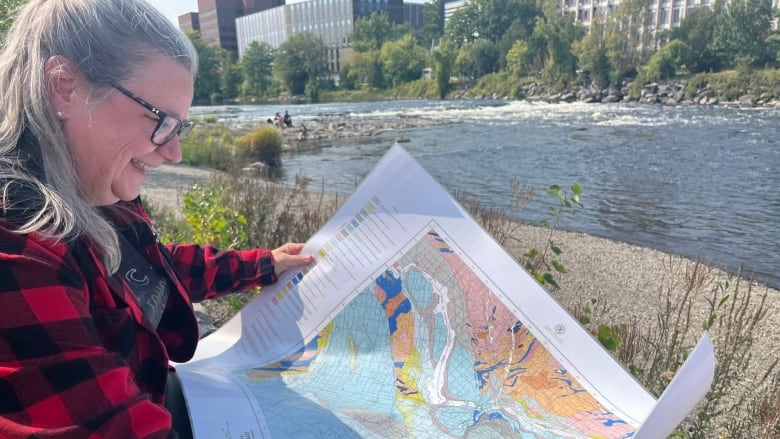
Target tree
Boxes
[429,43,455,98]
[668,7,720,72]
[635,39,690,84]
[273,32,328,96]
[416,0,445,49]
[710,0,773,68]
[444,0,540,48]
[219,52,242,102]
[454,39,499,80]
[187,31,224,104]
[572,14,612,87]
[505,40,532,78]
[496,13,540,69]
[529,0,584,88]
[379,34,427,87]
[241,41,275,97]
[605,0,655,81]
[350,11,408,52]
[344,50,385,89]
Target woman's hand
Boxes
[272,243,313,277]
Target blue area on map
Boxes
[375,270,411,333]
[475,360,507,388]
[405,270,432,308]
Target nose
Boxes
[157,137,183,164]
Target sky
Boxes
[146,0,199,25]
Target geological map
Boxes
[237,227,634,438]
[177,143,714,439]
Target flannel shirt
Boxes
[0,197,278,438]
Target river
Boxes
[190,100,780,290]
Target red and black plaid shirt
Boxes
[0,198,277,438]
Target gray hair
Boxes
[0,0,198,274]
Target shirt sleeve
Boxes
[162,243,277,303]
[0,232,174,438]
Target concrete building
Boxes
[562,0,780,32]
[236,0,420,75]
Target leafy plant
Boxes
[521,183,583,289]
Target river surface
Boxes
[191,100,780,290]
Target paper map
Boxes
[175,143,714,438]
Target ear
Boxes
[44,56,79,118]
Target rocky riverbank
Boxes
[469,79,780,108]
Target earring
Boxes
[56,111,64,118]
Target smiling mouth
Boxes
[131,158,155,173]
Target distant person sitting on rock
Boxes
[274,112,284,129]
[297,123,308,140]
[284,110,293,128]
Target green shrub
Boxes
[235,126,282,166]
[181,124,235,170]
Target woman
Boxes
[0,1,312,437]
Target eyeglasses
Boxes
[111,83,194,146]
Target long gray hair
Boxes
[0,0,197,274]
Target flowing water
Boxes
[191,100,780,289]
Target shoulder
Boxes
[0,223,87,290]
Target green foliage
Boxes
[379,34,427,87]
[273,32,329,95]
[183,180,249,250]
[350,11,409,52]
[496,16,540,70]
[187,31,226,105]
[241,41,275,98]
[604,0,655,81]
[343,50,385,89]
[467,70,532,99]
[430,43,456,98]
[454,39,500,80]
[710,0,774,68]
[668,7,720,73]
[394,79,440,99]
[634,39,691,89]
[180,124,235,170]
[682,68,780,102]
[530,0,584,89]
[416,0,445,49]
[505,40,534,78]
[521,183,583,289]
[234,126,282,165]
[444,0,540,48]
[572,15,612,88]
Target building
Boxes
[181,0,285,59]
[183,0,424,74]
[236,0,414,76]
[562,0,780,33]
[178,12,200,34]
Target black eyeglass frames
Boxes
[111,82,194,146]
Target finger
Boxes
[284,242,305,255]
